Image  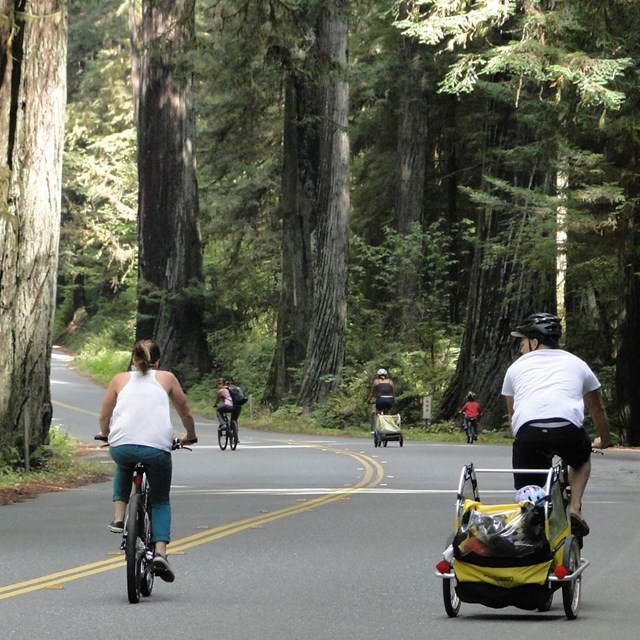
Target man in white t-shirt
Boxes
[502,313,612,538]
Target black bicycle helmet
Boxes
[511,313,562,340]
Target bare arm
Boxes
[584,389,612,449]
[504,396,514,429]
[98,373,128,437]
[163,372,197,442]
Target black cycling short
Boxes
[375,397,394,412]
[512,423,592,489]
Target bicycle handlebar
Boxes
[172,436,198,450]
[93,434,197,449]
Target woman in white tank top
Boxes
[98,340,197,583]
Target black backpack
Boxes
[227,385,248,406]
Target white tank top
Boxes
[108,370,174,452]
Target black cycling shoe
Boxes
[570,513,590,537]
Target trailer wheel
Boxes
[442,577,460,617]
[562,534,582,619]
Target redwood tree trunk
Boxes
[297,1,350,409]
[435,212,553,429]
[131,0,209,378]
[0,1,66,461]
[435,104,556,428]
[616,201,640,445]
[264,75,317,406]
[394,42,427,321]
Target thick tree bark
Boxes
[616,201,640,445]
[435,105,556,428]
[264,75,316,406]
[131,0,209,378]
[0,1,66,462]
[394,42,427,320]
[435,215,553,429]
[297,1,350,409]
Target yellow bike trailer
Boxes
[435,463,589,619]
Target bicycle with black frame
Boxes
[217,412,239,451]
[95,434,196,603]
[461,415,479,444]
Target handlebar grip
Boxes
[94,434,108,442]
[172,437,198,449]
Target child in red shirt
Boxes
[459,392,481,440]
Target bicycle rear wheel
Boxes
[229,421,238,450]
[139,496,154,598]
[125,493,142,604]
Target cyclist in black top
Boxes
[367,368,395,413]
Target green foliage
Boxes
[68,293,136,383]
[0,427,75,474]
[59,286,136,352]
[0,445,24,475]
[51,0,639,436]
[308,332,462,431]
[0,427,109,489]
[348,220,462,349]
[195,1,285,359]
[75,346,132,386]
[396,0,633,111]
[59,0,137,338]
[47,427,78,464]
[186,322,275,411]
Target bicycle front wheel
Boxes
[125,493,142,604]
[218,426,229,450]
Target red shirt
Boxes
[460,400,481,419]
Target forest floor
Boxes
[0,443,111,507]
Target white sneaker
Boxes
[152,554,175,583]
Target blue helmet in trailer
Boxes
[514,485,546,505]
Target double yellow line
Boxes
[0,444,384,600]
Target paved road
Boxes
[1,347,639,639]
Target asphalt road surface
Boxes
[1,347,639,639]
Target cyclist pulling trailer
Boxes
[367,368,403,447]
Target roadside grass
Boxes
[65,347,514,445]
[0,398,510,507]
[0,427,111,506]
[225,405,513,445]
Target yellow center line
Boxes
[52,400,99,418]
[0,443,384,600]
